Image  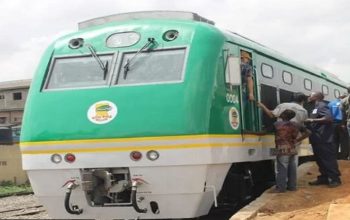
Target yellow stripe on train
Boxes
[21,141,263,154]
[20,134,275,147]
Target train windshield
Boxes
[45,54,113,90]
[116,48,185,85]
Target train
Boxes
[20,11,347,219]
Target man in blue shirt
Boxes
[328,96,343,122]
[328,94,349,159]
[306,92,341,188]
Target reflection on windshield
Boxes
[117,48,186,85]
[45,54,112,90]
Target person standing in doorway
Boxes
[241,51,255,101]
[240,51,256,131]
[306,92,341,188]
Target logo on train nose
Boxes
[229,107,240,130]
[87,100,118,124]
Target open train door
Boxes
[238,49,259,132]
[224,46,259,133]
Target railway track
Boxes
[0,194,236,220]
[0,195,49,219]
[0,205,45,218]
[0,185,269,220]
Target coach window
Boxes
[334,89,340,98]
[282,71,293,85]
[304,78,312,91]
[260,84,278,131]
[0,117,6,124]
[261,63,273,78]
[280,89,294,103]
[322,85,329,95]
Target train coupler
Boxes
[62,179,83,215]
[131,178,148,213]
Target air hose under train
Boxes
[131,179,148,213]
[63,180,83,215]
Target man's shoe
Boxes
[308,179,328,186]
[270,188,286,193]
[328,181,341,188]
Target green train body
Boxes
[20,11,347,219]
[22,18,232,142]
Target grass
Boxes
[0,181,33,198]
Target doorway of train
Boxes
[239,48,259,132]
[224,44,259,133]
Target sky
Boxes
[1,0,350,83]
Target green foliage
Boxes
[0,181,33,197]
[0,180,13,187]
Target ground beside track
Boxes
[232,160,350,220]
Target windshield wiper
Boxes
[103,61,109,80]
[123,38,155,79]
[85,44,108,78]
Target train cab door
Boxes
[224,45,259,133]
[238,49,259,132]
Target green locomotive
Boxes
[20,11,347,219]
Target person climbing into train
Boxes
[272,109,311,193]
[257,92,308,124]
[306,92,342,188]
[257,92,308,164]
[240,51,255,101]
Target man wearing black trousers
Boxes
[306,92,341,188]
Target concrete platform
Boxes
[229,192,275,220]
[229,162,314,220]
[327,204,350,220]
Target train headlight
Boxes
[163,30,179,41]
[68,38,84,49]
[146,150,159,161]
[51,154,62,164]
[64,153,76,163]
[130,151,142,161]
